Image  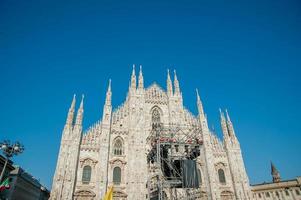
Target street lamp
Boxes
[0,140,24,183]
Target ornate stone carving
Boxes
[79,158,98,168]
[113,190,128,199]
[109,158,127,166]
[220,190,234,200]
[74,190,96,200]
[215,162,227,169]
[145,83,168,105]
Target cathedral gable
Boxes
[112,102,129,127]
[145,83,168,105]
[81,122,101,152]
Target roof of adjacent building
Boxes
[251,177,301,191]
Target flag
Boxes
[103,186,113,200]
[0,178,10,192]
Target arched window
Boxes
[82,165,92,184]
[113,167,121,185]
[152,108,161,124]
[113,138,123,156]
[218,169,226,184]
[197,169,202,184]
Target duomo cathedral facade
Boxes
[50,66,253,200]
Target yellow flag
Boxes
[103,186,113,200]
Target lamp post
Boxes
[0,140,24,183]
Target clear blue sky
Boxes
[0,0,300,189]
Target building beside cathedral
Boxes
[251,163,301,200]
[50,66,254,200]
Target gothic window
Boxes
[152,108,161,124]
[218,169,226,184]
[82,165,92,184]
[113,167,121,185]
[197,169,202,184]
[113,138,123,156]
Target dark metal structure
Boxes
[147,123,203,200]
[0,140,24,183]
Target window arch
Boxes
[113,167,121,185]
[113,138,123,156]
[197,169,202,184]
[82,165,92,184]
[218,169,226,184]
[152,107,161,124]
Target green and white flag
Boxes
[0,178,10,192]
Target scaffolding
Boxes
[146,122,203,200]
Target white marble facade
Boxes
[50,66,253,200]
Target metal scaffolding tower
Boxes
[147,122,203,200]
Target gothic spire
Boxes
[167,69,173,96]
[138,65,144,89]
[105,79,112,106]
[225,109,236,139]
[102,79,113,124]
[271,162,281,183]
[75,94,84,125]
[225,109,231,122]
[173,70,180,95]
[79,94,84,109]
[220,108,230,140]
[196,88,204,116]
[66,94,76,126]
[130,64,137,90]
